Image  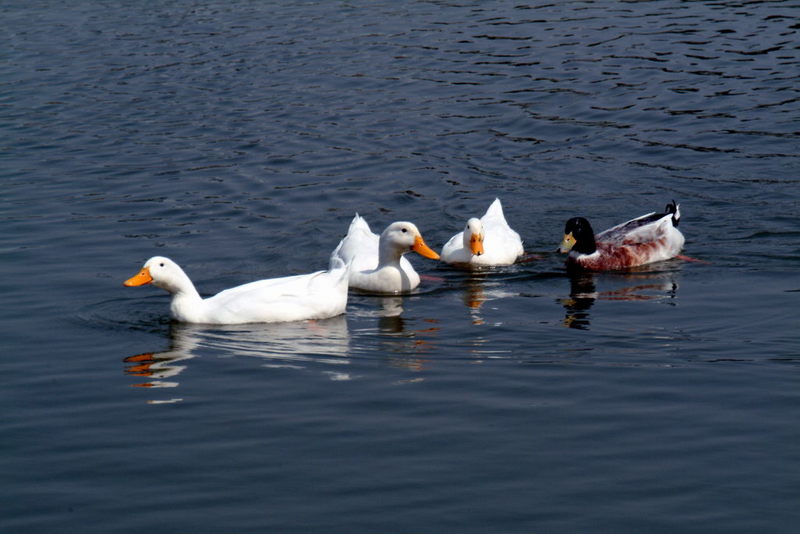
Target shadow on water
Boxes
[560,265,681,330]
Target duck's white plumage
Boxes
[441,198,524,266]
[330,214,440,294]
[124,256,349,324]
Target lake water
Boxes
[2,1,799,532]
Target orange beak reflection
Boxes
[470,234,484,256]
[412,235,440,260]
[124,267,153,287]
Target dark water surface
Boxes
[2,1,799,532]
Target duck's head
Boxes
[560,217,596,254]
[124,256,189,293]
[381,222,440,260]
[463,218,485,256]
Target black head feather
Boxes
[564,217,597,254]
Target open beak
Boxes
[558,232,576,254]
[470,234,484,256]
[412,234,440,260]
[124,267,153,287]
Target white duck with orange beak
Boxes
[441,198,523,267]
[330,215,440,294]
[124,256,349,324]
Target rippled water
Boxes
[2,1,799,533]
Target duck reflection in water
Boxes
[123,316,350,402]
[355,296,440,372]
[124,321,204,397]
[372,296,414,339]
[461,272,520,326]
[561,269,679,330]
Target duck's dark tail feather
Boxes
[665,200,680,227]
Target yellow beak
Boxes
[559,232,576,253]
[124,267,153,287]
[412,234,440,260]
[470,234,484,256]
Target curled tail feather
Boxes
[665,200,681,227]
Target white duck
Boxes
[441,198,524,267]
[330,215,440,294]
[123,256,349,324]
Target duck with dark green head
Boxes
[559,201,685,271]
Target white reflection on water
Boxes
[124,316,350,402]
[202,316,350,365]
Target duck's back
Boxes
[598,202,682,246]
[202,266,348,324]
[597,211,662,244]
[478,199,524,265]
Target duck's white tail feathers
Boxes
[482,197,505,222]
[328,255,352,286]
[329,236,345,270]
[328,213,362,269]
[348,212,370,234]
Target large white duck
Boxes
[123,256,349,324]
[330,215,440,294]
[441,198,524,267]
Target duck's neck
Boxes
[171,291,203,319]
[162,270,204,321]
[575,235,597,255]
[378,241,405,267]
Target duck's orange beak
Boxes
[412,234,440,260]
[470,234,484,256]
[124,267,153,287]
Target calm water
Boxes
[2,1,799,532]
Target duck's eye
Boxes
[401,228,408,233]
[159,263,165,267]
